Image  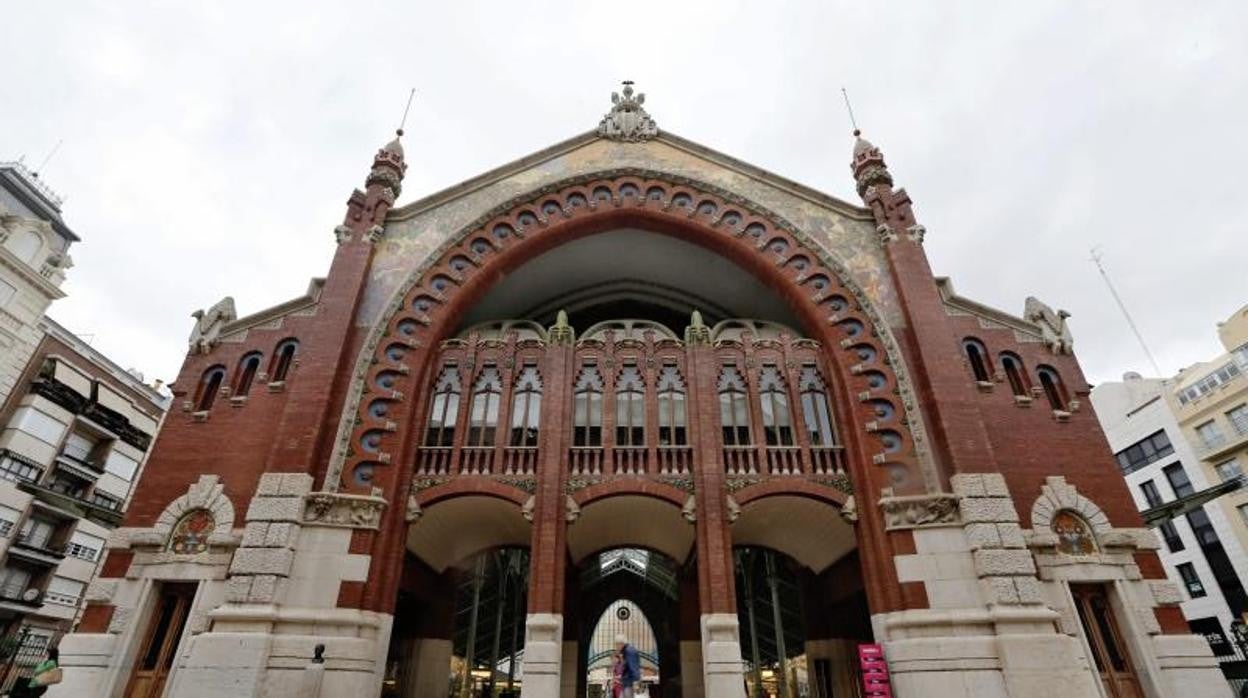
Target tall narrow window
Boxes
[615,364,645,447]
[573,365,604,446]
[424,366,461,447]
[270,339,299,382]
[999,352,1029,398]
[467,366,502,447]
[718,366,751,446]
[1177,562,1206,598]
[798,365,837,446]
[963,339,991,382]
[1036,365,1067,411]
[656,364,687,446]
[510,365,542,447]
[233,352,262,397]
[758,365,794,446]
[194,366,226,411]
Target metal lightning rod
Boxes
[841,87,860,135]
[1090,246,1163,376]
[396,88,415,136]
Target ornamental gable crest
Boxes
[598,81,659,143]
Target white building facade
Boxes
[1093,373,1248,687]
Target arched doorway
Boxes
[574,548,684,698]
[731,494,872,698]
[355,174,935,696]
[386,492,531,698]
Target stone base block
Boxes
[161,631,272,698]
[700,613,746,698]
[46,634,117,697]
[520,613,563,698]
[1152,634,1234,698]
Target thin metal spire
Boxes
[841,87,860,136]
[396,88,415,136]
[35,139,64,176]
[1090,246,1163,376]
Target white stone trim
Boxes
[1029,475,1111,537]
[151,474,237,548]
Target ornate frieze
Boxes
[878,491,960,530]
[303,489,388,529]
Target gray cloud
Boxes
[2,1,1244,386]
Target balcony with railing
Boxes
[411,319,850,487]
[1198,420,1248,462]
[0,580,43,610]
[7,533,67,566]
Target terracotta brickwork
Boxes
[60,123,1221,698]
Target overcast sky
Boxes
[3,2,1244,387]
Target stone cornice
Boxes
[0,245,65,301]
[217,277,325,340]
[935,277,1043,341]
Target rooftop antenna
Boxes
[1090,246,1162,376]
[34,139,64,178]
[840,87,860,135]
[396,88,415,137]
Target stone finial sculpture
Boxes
[188,296,237,354]
[1024,296,1074,355]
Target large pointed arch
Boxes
[325,171,938,504]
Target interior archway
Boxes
[332,173,935,506]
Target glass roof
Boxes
[581,547,679,600]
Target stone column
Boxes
[399,638,453,698]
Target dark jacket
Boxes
[621,643,641,684]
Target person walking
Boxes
[614,634,641,698]
[610,652,624,698]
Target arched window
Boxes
[194,366,226,411]
[467,365,502,447]
[798,365,837,446]
[5,229,41,263]
[963,338,991,382]
[615,364,645,447]
[718,365,751,446]
[1037,365,1068,411]
[999,352,1030,398]
[656,364,687,446]
[169,509,215,554]
[510,365,542,447]
[573,365,604,446]
[758,365,794,446]
[424,366,461,446]
[233,352,262,397]
[270,339,299,383]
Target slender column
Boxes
[687,339,748,697]
[487,554,506,694]
[460,556,485,698]
[521,330,574,697]
[765,552,790,698]
[742,555,764,697]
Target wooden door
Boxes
[1071,584,1143,698]
[125,582,197,698]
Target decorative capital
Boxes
[684,309,711,345]
[549,309,574,345]
[303,489,388,529]
[878,491,960,530]
[565,495,581,523]
[681,495,696,523]
[598,81,659,143]
[334,225,353,245]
